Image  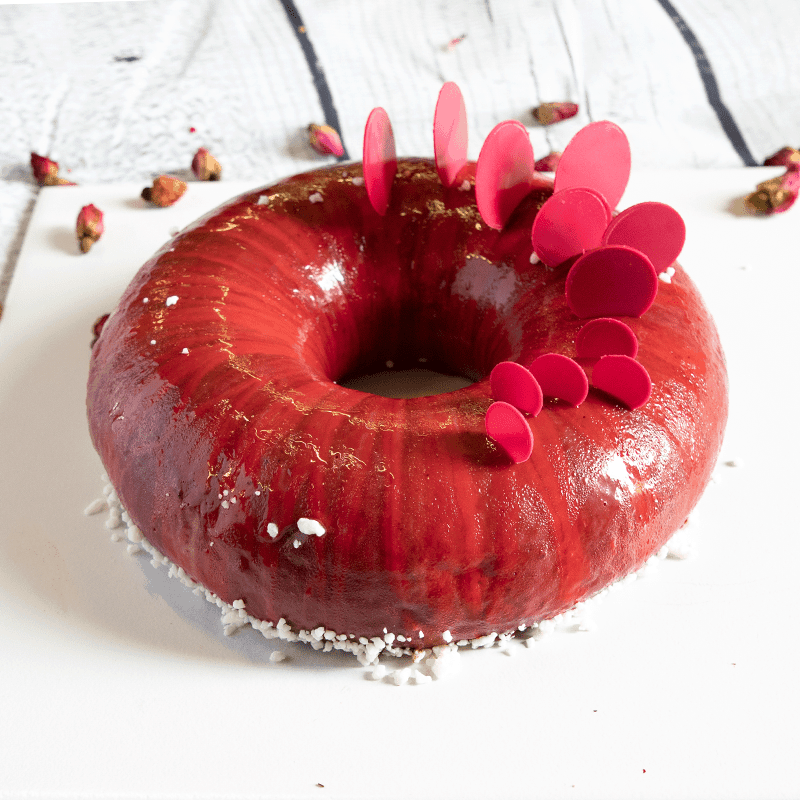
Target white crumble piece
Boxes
[297,518,325,537]
[309,192,324,203]
[182,347,189,354]
[150,339,156,345]
[127,524,143,543]
[126,543,142,556]
[391,668,411,686]
[411,671,433,685]
[84,498,107,516]
[529,252,541,265]
[269,651,287,663]
[221,500,229,509]
[351,176,364,186]
[292,539,301,548]
[427,646,461,680]
[659,266,676,284]
[256,195,271,205]
[267,523,279,538]
[230,497,237,504]
[369,664,387,681]
[442,630,453,643]
[232,599,245,610]
[418,631,424,639]
[254,490,261,496]
[471,632,497,649]
[458,179,471,191]
[165,295,178,306]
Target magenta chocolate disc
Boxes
[485,401,534,463]
[603,201,686,272]
[475,120,536,230]
[434,82,468,188]
[592,355,652,409]
[554,121,631,209]
[531,187,611,266]
[576,318,638,360]
[363,107,397,215]
[566,245,658,319]
[528,353,588,407]
[489,361,543,416]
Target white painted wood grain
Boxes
[1,0,799,307]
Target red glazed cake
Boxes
[86,91,727,667]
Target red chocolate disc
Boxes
[554,121,631,209]
[528,353,588,407]
[603,202,686,272]
[489,361,543,415]
[433,82,468,188]
[363,107,397,215]
[475,120,536,230]
[485,401,534,463]
[531,187,611,266]
[566,245,658,319]
[576,318,638,360]
[592,354,652,409]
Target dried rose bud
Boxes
[91,313,110,347]
[76,203,105,253]
[763,147,800,168]
[534,151,562,172]
[533,102,579,126]
[30,152,75,186]
[141,175,187,207]
[308,124,344,157]
[191,147,222,181]
[745,165,800,214]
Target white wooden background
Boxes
[2,0,800,309]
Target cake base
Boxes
[86,474,700,684]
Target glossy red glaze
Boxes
[87,158,728,648]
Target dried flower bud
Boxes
[308,124,344,157]
[191,147,222,181]
[30,152,75,185]
[141,175,187,207]
[76,203,105,253]
[534,151,562,172]
[91,313,110,347]
[533,102,579,126]
[763,147,800,168]
[745,165,800,215]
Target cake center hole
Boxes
[340,367,473,398]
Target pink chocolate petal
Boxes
[434,82,468,188]
[603,202,686,272]
[475,120,536,230]
[554,121,631,209]
[592,355,652,409]
[528,353,588,407]
[576,318,638,360]
[485,401,534,464]
[531,187,611,266]
[363,107,397,215]
[489,361,544,415]
[566,245,658,319]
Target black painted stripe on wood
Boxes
[278,0,350,161]
[654,0,757,166]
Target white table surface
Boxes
[0,169,798,799]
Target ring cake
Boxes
[87,84,727,664]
